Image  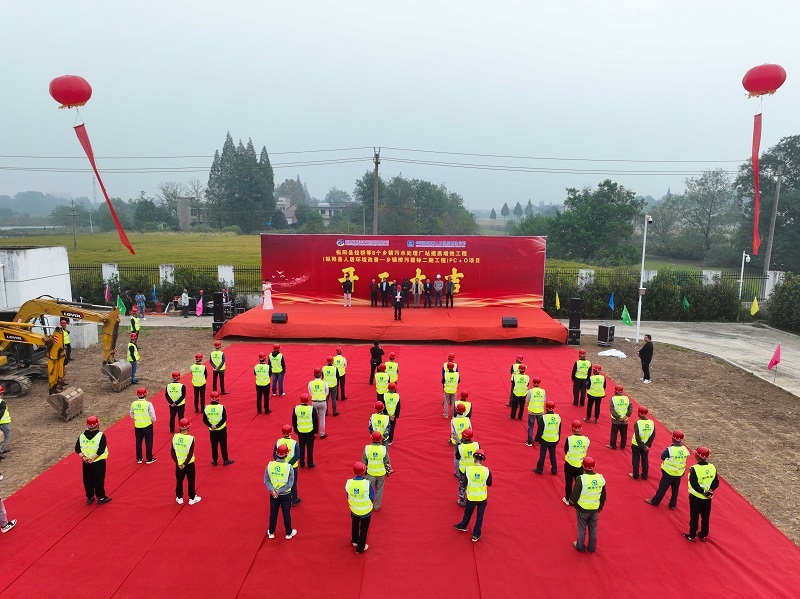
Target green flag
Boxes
[621,305,632,326]
[116,295,127,316]
[682,296,690,311]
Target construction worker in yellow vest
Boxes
[442,352,458,377]
[265,444,296,540]
[455,427,479,507]
[374,363,390,402]
[385,352,399,383]
[383,382,401,445]
[203,390,234,467]
[129,306,141,335]
[129,386,157,464]
[75,415,111,505]
[333,347,348,400]
[254,352,271,414]
[275,425,301,506]
[322,356,340,417]
[127,333,140,384]
[533,400,561,475]
[685,446,719,542]
[60,318,72,365]
[210,340,227,394]
[269,344,286,396]
[563,420,590,505]
[363,431,393,511]
[455,390,472,420]
[585,364,606,423]
[569,456,606,553]
[190,353,208,413]
[346,462,374,554]
[571,349,592,407]
[292,394,318,468]
[525,376,546,446]
[0,385,11,457]
[607,384,632,450]
[453,449,491,542]
[165,371,186,434]
[308,368,330,439]
[171,418,201,505]
[369,401,390,444]
[507,354,524,406]
[630,405,656,480]
[442,362,460,419]
[450,402,472,448]
[510,364,530,421]
[646,430,690,510]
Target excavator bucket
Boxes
[47,386,84,421]
[102,360,132,392]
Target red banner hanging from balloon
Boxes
[73,124,135,255]
[751,113,762,255]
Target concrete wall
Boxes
[0,246,72,309]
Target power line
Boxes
[0,147,374,160]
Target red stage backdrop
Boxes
[261,234,546,307]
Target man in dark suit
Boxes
[401,278,412,309]
[370,278,379,307]
[379,278,390,308]
[423,278,433,308]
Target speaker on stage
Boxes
[567,328,581,346]
[213,292,224,322]
[212,321,225,334]
[501,316,518,328]
[272,313,288,324]
[569,297,582,330]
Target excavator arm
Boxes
[0,324,65,395]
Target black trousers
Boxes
[586,396,603,420]
[651,471,681,508]
[134,424,154,461]
[256,384,270,413]
[446,293,454,308]
[82,460,107,500]
[564,462,583,500]
[169,404,185,434]
[641,359,651,380]
[394,302,402,320]
[387,418,397,443]
[609,422,628,449]
[193,384,206,412]
[688,495,712,538]
[424,294,432,308]
[212,370,225,393]
[536,442,558,474]
[510,395,526,419]
[64,343,72,365]
[269,493,293,535]
[209,428,229,462]
[351,513,371,551]
[298,432,315,466]
[380,291,389,307]
[175,462,196,499]
[572,379,588,405]
[369,363,380,385]
[370,291,378,307]
[338,374,347,400]
[631,444,650,479]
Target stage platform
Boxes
[217,302,568,343]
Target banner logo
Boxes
[62,311,84,319]
[336,239,390,247]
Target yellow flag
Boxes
[750,297,759,316]
[555,291,561,311]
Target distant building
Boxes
[315,202,347,226]
[283,204,297,226]
[276,196,292,212]
[176,197,206,231]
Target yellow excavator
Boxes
[0,297,132,398]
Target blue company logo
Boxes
[407,240,414,247]
[336,239,345,246]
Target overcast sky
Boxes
[1,1,797,211]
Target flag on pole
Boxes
[151,283,157,302]
[104,283,111,303]
[750,297,759,316]
[196,297,204,317]
[608,292,615,311]
[768,344,781,370]
[555,291,561,311]
[621,305,633,326]
[116,295,127,316]
[682,296,690,311]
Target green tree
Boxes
[49,203,90,228]
[512,202,523,218]
[276,178,307,207]
[96,198,134,232]
[500,203,510,219]
[678,169,734,251]
[489,208,497,221]
[524,199,533,216]
[133,192,170,231]
[325,187,352,204]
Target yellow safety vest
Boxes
[443,361,458,372]
[527,388,545,414]
[63,329,71,345]
[167,382,185,406]
[443,371,459,394]
[268,460,291,492]
[79,432,108,461]
[465,465,489,501]
[254,363,270,386]
[662,445,690,477]
[310,380,327,401]
[587,375,605,397]
[127,342,140,362]
[383,392,400,416]
[190,363,206,386]
[575,360,591,379]
[204,403,226,430]
[333,355,347,376]
[172,433,195,465]
[565,435,590,468]
[455,400,471,416]
[370,413,389,436]
[511,363,522,375]
[365,444,387,476]
[385,361,399,383]
[375,372,389,394]
[346,478,373,516]
[458,440,479,474]
[130,316,140,333]
[541,413,561,443]
[131,399,153,428]
[322,365,337,386]
[576,473,605,510]
[451,415,471,441]
[279,437,298,468]
[631,419,654,447]
[210,350,226,371]
[610,395,630,419]
[269,353,284,373]
[512,373,530,397]
[294,405,313,433]
[0,400,10,425]
[689,463,717,499]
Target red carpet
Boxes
[2,343,798,598]
[217,302,568,343]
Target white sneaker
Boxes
[1,519,17,533]
[643,379,651,385]
[562,497,570,505]
[188,496,202,505]
[267,531,275,539]
[285,529,297,539]
[176,497,184,505]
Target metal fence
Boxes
[70,264,263,294]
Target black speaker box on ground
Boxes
[569,297,582,314]
[567,328,581,346]
[598,323,615,346]
[271,312,288,324]
[502,316,518,328]
[569,314,581,330]
[212,321,225,334]
[213,292,224,322]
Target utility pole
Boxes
[89,210,94,233]
[372,148,380,235]
[70,199,77,249]
[763,167,783,275]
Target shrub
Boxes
[766,272,800,333]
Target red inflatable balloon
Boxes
[742,64,786,98]
[49,75,92,108]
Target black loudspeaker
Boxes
[569,297,582,330]
[213,292,224,322]
[567,328,581,346]
[598,323,615,346]
[502,316,518,328]
[271,313,288,324]
[212,321,225,334]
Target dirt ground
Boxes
[2,331,798,546]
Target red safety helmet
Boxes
[532,376,541,386]
[131,306,138,314]
[179,418,190,430]
[614,384,624,393]
[0,385,5,394]
[387,383,397,391]
[136,387,147,397]
[171,371,180,379]
[389,352,396,359]
[461,427,474,440]
[637,406,649,416]
[448,353,455,360]
[313,367,322,376]
[472,449,486,460]
[258,352,267,361]
[60,319,68,326]
[374,401,385,412]
[582,457,596,471]
[377,363,386,372]
[282,424,293,435]
[276,444,289,457]
[518,364,527,373]
[455,403,466,414]
[86,415,99,428]
[130,333,138,340]
[273,344,280,350]
[578,349,586,357]
[214,340,222,348]
[336,347,343,354]
[199,289,204,294]
[516,354,524,362]
[371,431,384,443]
[459,390,469,399]
[672,430,685,441]
[695,446,710,460]
[300,393,311,405]
[326,356,334,364]
[446,362,455,371]
[195,353,203,361]
[572,419,583,432]
[592,365,602,374]
[545,400,556,411]
[210,391,220,399]
[353,462,367,476]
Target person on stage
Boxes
[393,285,403,321]
[369,278,379,307]
[262,278,273,310]
[342,273,353,307]
[379,277,390,308]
